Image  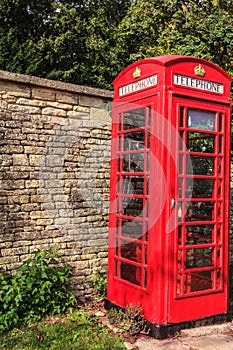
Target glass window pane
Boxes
[180,106,185,127]
[145,222,149,241]
[186,178,214,198]
[184,271,213,293]
[187,132,215,153]
[115,239,119,255]
[122,197,143,217]
[120,262,141,286]
[186,247,213,269]
[187,109,215,131]
[117,155,122,172]
[219,113,223,132]
[144,245,148,265]
[122,176,144,195]
[118,113,122,131]
[121,219,143,239]
[186,201,214,221]
[144,270,147,289]
[123,153,144,172]
[187,156,214,176]
[123,108,145,130]
[124,131,145,151]
[114,260,118,277]
[120,240,142,263]
[218,136,223,154]
[185,225,214,245]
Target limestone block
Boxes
[67,110,89,119]
[15,232,41,240]
[70,260,90,270]
[56,92,78,105]
[29,154,42,166]
[21,203,41,212]
[42,107,66,117]
[37,218,55,226]
[24,146,44,154]
[0,154,13,166]
[47,101,72,110]
[30,211,50,219]
[8,104,41,114]
[13,154,29,166]
[16,97,48,107]
[13,240,31,247]
[3,144,24,154]
[0,255,19,265]
[0,241,13,249]
[25,180,40,188]
[73,105,89,113]
[32,87,56,101]
[1,246,28,256]
[79,95,104,108]
[90,107,111,122]
[0,82,30,97]
[2,179,25,190]
[29,244,52,252]
[54,217,72,226]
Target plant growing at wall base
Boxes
[108,304,147,337]
[0,249,76,334]
[88,269,107,300]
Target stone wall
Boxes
[0,71,113,299]
[0,69,232,300]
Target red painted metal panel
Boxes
[107,55,232,327]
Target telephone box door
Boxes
[168,97,230,323]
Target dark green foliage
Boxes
[0,249,76,334]
[0,0,232,89]
[0,310,126,349]
[88,269,107,300]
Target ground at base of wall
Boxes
[88,300,233,350]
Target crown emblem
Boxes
[194,64,206,77]
[133,67,141,79]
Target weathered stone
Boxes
[29,154,42,166]
[32,87,56,101]
[90,107,111,122]
[25,179,40,188]
[42,107,66,117]
[56,92,78,104]
[13,154,29,166]
[1,246,28,256]
[0,69,113,299]
[8,104,41,114]
[16,97,48,107]
[0,154,13,166]
[24,146,44,154]
[79,95,105,108]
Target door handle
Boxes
[171,198,176,209]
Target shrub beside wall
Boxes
[0,71,113,298]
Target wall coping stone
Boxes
[0,70,114,99]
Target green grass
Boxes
[0,309,126,350]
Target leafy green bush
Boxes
[0,249,76,333]
[88,269,107,300]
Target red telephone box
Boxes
[106,55,232,338]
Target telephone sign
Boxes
[106,55,232,338]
